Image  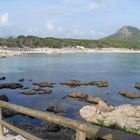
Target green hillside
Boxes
[102,26,140,41]
[0,26,140,49]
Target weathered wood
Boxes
[76,129,86,140]
[1,120,42,140]
[0,101,139,140]
[0,107,3,137]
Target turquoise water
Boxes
[0,53,140,119]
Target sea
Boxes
[0,53,140,124]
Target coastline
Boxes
[0,46,140,57]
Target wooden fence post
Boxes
[0,106,3,137]
[76,129,86,140]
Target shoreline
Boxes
[0,46,140,57]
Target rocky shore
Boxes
[0,76,140,139]
[1,46,140,57]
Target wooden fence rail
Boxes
[0,100,139,140]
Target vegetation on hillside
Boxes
[0,26,140,49]
[0,35,140,49]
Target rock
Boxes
[61,80,81,87]
[80,104,140,134]
[42,122,61,132]
[68,92,88,99]
[0,77,6,80]
[21,89,52,95]
[3,109,19,118]
[21,90,37,95]
[10,120,74,139]
[33,88,52,94]
[47,106,64,114]
[19,78,24,82]
[61,80,109,87]
[33,82,54,88]
[93,80,108,87]
[135,83,140,89]
[86,96,100,104]
[119,90,140,98]
[0,94,9,102]
[0,83,23,89]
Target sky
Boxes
[0,0,140,39]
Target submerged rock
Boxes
[86,96,100,104]
[33,82,54,88]
[68,92,88,99]
[135,83,140,89]
[15,121,74,139]
[3,109,19,118]
[21,89,52,95]
[46,106,64,114]
[61,80,81,87]
[61,80,109,88]
[80,104,140,134]
[19,78,24,82]
[0,94,9,102]
[0,83,23,89]
[21,90,37,95]
[119,90,140,98]
[0,77,6,80]
[33,88,52,94]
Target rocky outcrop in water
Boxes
[0,76,6,80]
[15,121,74,139]
[21,89,52,95]
[19,78,24,82]
[0,83,23,89]
[119,90,140,98]
[135,83,140,89]
[61,80,108,88]
[80,104,140,135]
[46,106,65,114]
[33,82,54,88]
[68,92,88,99]
[0,94,9,102]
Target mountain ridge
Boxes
[102,26,140,41]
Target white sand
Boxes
[0,46,140,57]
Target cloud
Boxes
[88,0,114,11]
[46,21,55,31]
[46,21,63,33]
[0,13,10,27]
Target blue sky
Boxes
[0,0,140,39]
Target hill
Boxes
[102,26,140,41]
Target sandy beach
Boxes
[0,46,140,57]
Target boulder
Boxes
[32,88,52,94]
[68,92,88,99]
[19,78,24,82]
[135,83,140,89]
[46,106,64,114]
[93,80,108,87]
[80,104,140,134]
[3,109,19,118]
[61,80,81,87]
[86,96,100,104]
[33,82,54,88]
[61,80,109,87]
[119,90,140,98]
[0,77,6,80]
[0,83,23,89]
[0,94,9,102]
[21,89,52,95]
[21,90,37,95]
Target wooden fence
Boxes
[0,100,139,140]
